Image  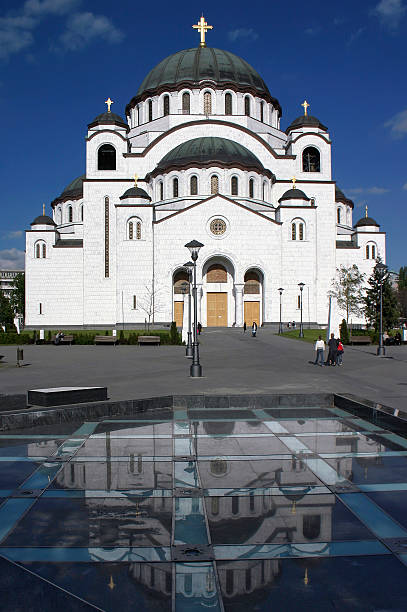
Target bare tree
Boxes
[138,285,165,331]
[330,264,365,324]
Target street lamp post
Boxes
[185,240,204,377]
[376,263,386,357]
[278,288,284,334]
[298,282,305,338]
[183,261,194,358]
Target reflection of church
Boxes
[25,15,386,330]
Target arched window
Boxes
[148,100,153,122]
[98,144,116,170]
[35,241,46,258]
[225,93,232,115]
[366,243,377,259]
[232,496,239,515]
[292,223,296,241]
[80,206,84,222]
[303,515,321,540]
[299,223,304,241]
[244,270,261,294]
[260,101,264,123]
[129,221,133,240]
[337,208,341,224]
[128,218,142,240]
[68,206,73,223]
[244,96,251,116]
[292,219,305,240]
[211,175,219,194]
[207,264,227,283]
[190,175,198,195]
[182,92,190,114]
[173,177,179,198]
[249,178,254,198]
[303,147,320,172]
[231,176,238,196]
[57,207,62,224]
[159,181,164,201]
[136,105,140,125]
[262,182,267,201]
[173,270,189,294]
[163,95,170,116]
[204,91,212,115]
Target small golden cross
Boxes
[365,204,368,218]
[105,97,113,112]
[192,15,213,47]
[292,177,297,189]
[301,100,310,116]
[42,203,45,216]
[134,173,138,188]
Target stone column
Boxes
[235,284,244,327]
[181,292,188,344]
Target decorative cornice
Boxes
[86,129,128,142]
[286,132,331,146]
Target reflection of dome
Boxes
[155,137,268,175]
[129,47,280,108]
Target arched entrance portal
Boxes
[173,269,189,327]
[243,269,263,327]
[203,258,235,327]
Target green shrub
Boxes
[169,321,182,345]
[72,333,95,345]
[119,330,126,345]
[0,332,31,345]
[340,319,350,345]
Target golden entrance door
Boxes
[244,301,260,327]
[207,292,228,327]
[174,301,184,327]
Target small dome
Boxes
[51,175,85,207]
[286,115,328,134]
[88,112,128,130]
[335,186,354,209]
[119,187,151,201]
[31,215,56,226]
[278,188,310,203]
[155,137,266,174]
[354,216,380,228]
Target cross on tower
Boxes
[292,177,297,189]
[301,100,310,116]
[134,174,138,188]
[192,15,213,47]
[105,97,113,112]
[42,203,45,215]
[365,205,368,218]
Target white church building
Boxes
[25,17,386,330]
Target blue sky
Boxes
[0,0,406,272]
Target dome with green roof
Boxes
[151,137,273,178]
[126,47,281,114]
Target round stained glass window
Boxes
[210,219,227,235]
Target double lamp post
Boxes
[278,283,305,338]
[184,240,204,377]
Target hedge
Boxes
[0,328,183,346]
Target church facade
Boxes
[25,18,386,330]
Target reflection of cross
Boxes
[192,15,213,47]
[134,173,138,187]
[292,177,297,189]
[105,97,113,112]
[108,575,116,590]
[301,100,310,116]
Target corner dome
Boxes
[119,187,151,201]
[278,188,310,203]
[31,215,56,227]
[127,47,281,114]
[354,216,380,228]
[335,186,354,209]
[286,115,328,134]
[154,137,269,175]
[51,175,85,207]
[88,112,128,130]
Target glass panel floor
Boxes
[1,405,407,610]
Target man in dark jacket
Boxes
[326,333,338,366]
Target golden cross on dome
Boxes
[292,177,297,189]
[365,204,368,218]
[105,97,113,112]
[301,100,310,116]
[42,203,45,215]
[192,15,213,47]
[134,174,138,188]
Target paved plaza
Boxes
[1,329,406,410]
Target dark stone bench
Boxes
[350,336,372,345]
[138,335,161,345]
[28,386,108,407]
[52,334,74,345]
[94,335,117,345]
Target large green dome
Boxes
[127,48,281,113]
[154,137,272,176]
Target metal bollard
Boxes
[16,347,23,367]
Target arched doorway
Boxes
[203,258,235,327]
[243,269,263,327]
[173,269,189,327]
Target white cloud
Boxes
[372,0,407,30]
[58,12,124,51]
[403,182,407,190]
[228,28,259,42]
[347,187,389,195]
[385,108,407,138]
[3,230,23,239]
[347,27,365,46]
[0,248,25,269]
[23,0,80,17]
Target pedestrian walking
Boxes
[314,335,325,366]
[197,322,202,335]
[326,333,338,366]
[251,321,257,337]
[336,340,344,365]
[243,322,247,333]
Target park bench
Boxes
[349,336,372,345]
[137,335,161,346]
[94,335,117,345]
[52,334,74,345]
